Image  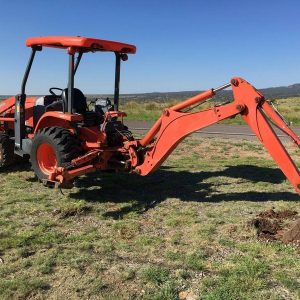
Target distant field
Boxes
[1,95,300,125]
[0,137,299,299]
[120,97,300,125]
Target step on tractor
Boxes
[1,36,300,194]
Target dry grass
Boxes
[0,137,300,299]
[272,97,300,125]
[120,97,300,126]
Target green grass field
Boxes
[120,97,300,125]
[0,137,300,299]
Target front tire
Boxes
[30,127,81,181]
[0,132,15,167]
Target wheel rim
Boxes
[36,143,57,175]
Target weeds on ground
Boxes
[0,137,299,299]
[120,97,300,125]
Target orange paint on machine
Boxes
[0,36,300,195]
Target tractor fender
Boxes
[34,111,83,134]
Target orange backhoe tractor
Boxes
[1,36,300,194]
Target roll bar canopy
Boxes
[15,36,135,153]
[26,36,136,54]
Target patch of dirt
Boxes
[52,205,92,219]
[179,290,197,300]
[250,209,300,247]
[250,217,281,240]
[281,219,300,245]
[257,209,297,219]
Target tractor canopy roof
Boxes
[26,36,136,54]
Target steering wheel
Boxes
[49,87,63,97]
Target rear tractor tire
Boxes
[0,132,15,168]
[30,127,82,181]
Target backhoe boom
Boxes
[134,77,300,195]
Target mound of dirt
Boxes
[281,219,300,245]
[250,209,299,247]
[257,209,297,219]
[250,217,281,240]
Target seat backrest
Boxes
[62,88,88,114]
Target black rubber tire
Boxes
[30,127,82,181]
[0,132,15,167]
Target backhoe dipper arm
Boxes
[232,78,300,194]
[135,77,300,195]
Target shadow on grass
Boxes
[69,165,299,219]
[0,161,31,173]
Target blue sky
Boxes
[0,0,299,94]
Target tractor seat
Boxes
[34,89,99,127]
[62,88,88,114]
[62,88,102,126]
